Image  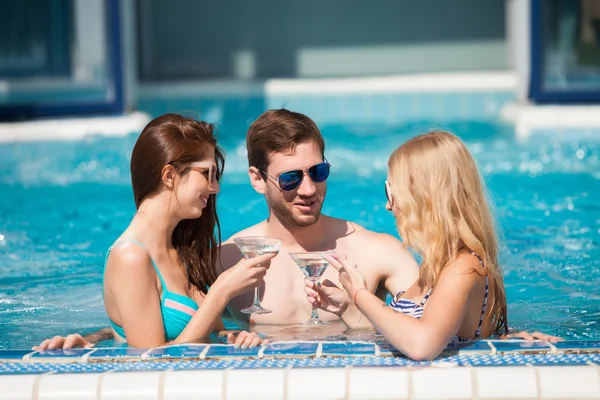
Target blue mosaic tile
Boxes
[30,348,95,359]
[204,344,261,359]
[262,342,319,357]
[377,343,403,357]
[0,349,34,360]
[490,340,552,353]
[321,342,376,357]
[467,354,529,367]
[444,340,494,355]
[144,345,206,359]
[525,354,591,366]
[0,363,53,375]
[87,347,148,360]
[111,361,173,372]
[553,340,600,352]
[0,339,598,375]
[1,350,599,374]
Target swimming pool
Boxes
[1,116,599,349]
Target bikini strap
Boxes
[475,276,489,337]
[469,251,485,267]
[469,250,488,337]
[393,290,406,302]
[106,239,168,292]
[420,287,433,306]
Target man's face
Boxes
[263,141,327,227]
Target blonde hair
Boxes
[388,130,508,334]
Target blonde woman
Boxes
[307,131,559,360]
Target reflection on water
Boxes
[251,321,386,343]
[93,322,387,348]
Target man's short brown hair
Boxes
[246,109,325,172]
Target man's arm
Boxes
[372,233,419,296]
[337,232,419,329]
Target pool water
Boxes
[0,120,599,349]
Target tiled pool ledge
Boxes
[2,340,600,364]
[0,341,599,399]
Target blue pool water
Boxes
[0,120,599,349]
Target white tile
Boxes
[538,366,600,399]
[476,366,538,399]
[226,368,285,400]
[0,375,37,400]
[39,373,101,400]
[287,368,346,400]
[348,367,409,400]
[100,371,162,400]
[163,370,224,400]
[412,367,473,399]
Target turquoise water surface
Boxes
[0,120,599,349]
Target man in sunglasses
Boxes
[218,109,419,329]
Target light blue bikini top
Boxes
[103,239,199,342]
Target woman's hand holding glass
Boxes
[325,253,367,303]
[304,278,350,316]
[215,251,277,298]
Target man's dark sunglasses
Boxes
[260,161,331,191]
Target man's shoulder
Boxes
[218,221,267,272]
[342,223,416,266]
[325,216,400,246]
[344,222,402,248]
[222,221,267,244]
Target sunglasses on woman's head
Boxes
[260,160,331,191]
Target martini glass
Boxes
[289,252,335,325]
[233,236,281,314]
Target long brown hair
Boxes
[388,131,508,335]
[130,113,224,293]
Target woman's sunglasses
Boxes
[260,161,331,191]
[385,180,394,207]
[187,161,218,188]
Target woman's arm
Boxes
[105,245,169,348]
[330,253,483,361]
[173,252,276,344]
[108,245,276,347]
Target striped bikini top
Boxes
[103,239,198,342]
[389,251,489,344]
